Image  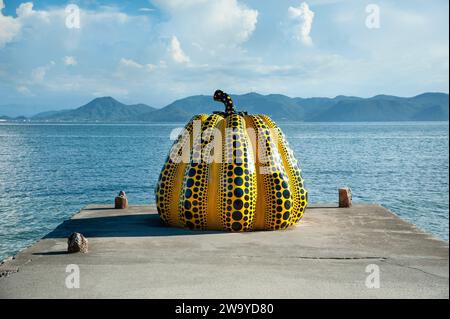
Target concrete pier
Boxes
[0,204,448,298]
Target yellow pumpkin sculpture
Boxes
[155,90,307,231]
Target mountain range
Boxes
[30,97,156,122]
[1,92,448,122]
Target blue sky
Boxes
[0,0,448,111]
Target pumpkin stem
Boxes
[213,90,235,115]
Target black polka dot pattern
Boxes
[155,115,203,225]
[260,115,308,223]
[218,114,257,231]
[246,115,296,230]
[156,92,308,232]
[213,89,235,115]
[178,114,222,230]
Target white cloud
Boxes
[114,58,157,82]
[31,67,46,82]
[16,85,32,95]
[16,2,50,21]
[138,8,155,12]
[31,61,55,83]
[16,2,33,17]
[0,1,447,108]
[154,0,208,10]
[0,1,54,48]
[120,58,143,69]
[119,58,156,71]
[169,36,190,64]
[63,56,77,66]
[288,2,315,46]
[0,0,21,47]
[153,0,258,48]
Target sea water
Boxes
[0,122,448,260]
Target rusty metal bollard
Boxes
[115,191,128,209]
[339,187,352,208]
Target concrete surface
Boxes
[0,204,448,298]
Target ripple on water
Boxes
[0,122,448,260]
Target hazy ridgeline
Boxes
[1,92,448,122]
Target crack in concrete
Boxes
[287,256,387,260]
[235,255,387,260]
[380,259,448,280]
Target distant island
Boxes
[0,92,448,123]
